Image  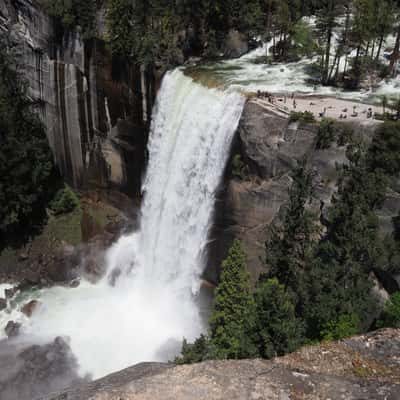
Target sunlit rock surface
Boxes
[43,329,400,400]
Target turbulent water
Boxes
[188,19,399,103]
[0,70,245,379]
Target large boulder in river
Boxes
[21,300,41,318]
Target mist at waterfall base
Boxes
[0,70,245,380]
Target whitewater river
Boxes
[186,37,400,104]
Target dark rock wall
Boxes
[0,0,155,197]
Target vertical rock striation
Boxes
[0,0,155,197]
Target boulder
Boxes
[4,287,17,299]
[21,300,41,317]
[5,321,21,338]
[0,298,6,311]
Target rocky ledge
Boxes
[43,329,400,400]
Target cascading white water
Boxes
[1,69,245,379]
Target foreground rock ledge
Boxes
[42,329,400,400]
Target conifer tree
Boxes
[254,278,304,358]
[265,161,317,308]
[209,240,257,359]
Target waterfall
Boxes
[2,69,245,379]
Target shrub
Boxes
[231,154,248,180]
[336,123,355,147]
[317,118,336,149]
[41,0,97,40]
[289,111,316,124]
[320,314,360,341]
[175,335,210,364]
[50,186,80,215]
[367,121,400,176]
[378,292,400,329]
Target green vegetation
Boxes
[367,122,400,176]
[105,0,265,66]
[289,111,316,124]
[317,118,336,149]
[41,0,97,40]
[378,292,400,328]
[254,278,304,358]
[0,39,58,249]
[50,186,80,215]
[231,154,249,180]
[208,240,257,359]
[321,314,360,341]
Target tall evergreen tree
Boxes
[209,240,257,359]
[254,278,304,358]
[265,161,318,309]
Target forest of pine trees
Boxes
[39,1,400,87]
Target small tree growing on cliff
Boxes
[209,240,257,359]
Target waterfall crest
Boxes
[6,69,245,379]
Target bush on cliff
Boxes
[41,0,97,40]
[378,292,400,329]
[317,118,336,149]
[50,186,80,215]
[367,121,400,177]
[321,314,360,341]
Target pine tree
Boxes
[265,161,318,309]
[209,240,257,359]
[254,278,304,358]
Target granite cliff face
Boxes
[0,0,155,197]
[41,329,400,400]
[208,101,400,285]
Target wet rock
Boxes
[4,287,17,299]
[0,336,84,400]
[5,321,21,338]
[69,278,80,288]
[0,298,7,311]
[21,300,41,317]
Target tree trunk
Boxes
[389,25,400,77]
[323,27,333,84]
[375,35,384,62]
